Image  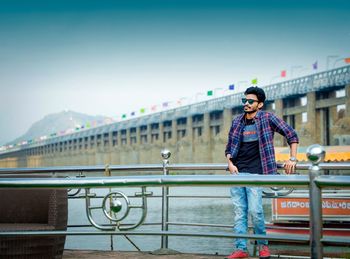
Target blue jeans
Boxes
[230,174,268,251]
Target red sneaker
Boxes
[259,245,271,259]
[225,250,249,259]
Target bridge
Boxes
[0,65,349,167]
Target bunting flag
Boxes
[312,61,318,70]
[345,58,350,64]
[251,78,258,85]
[122,114,127,119]
[86,123,91,128]
[229,84,235,90]
[281,70,286,77]
[177,97,187,105]
[131,112,135,116]
[207,90,213,96]
[162,102,168,108]
[151,105,157,111]
[140,108,145,113]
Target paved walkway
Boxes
[63,250,228,259]
[63,247,350,259]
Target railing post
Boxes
[160,149,171,249]
[104,164,114,251]
[306,144,325,259]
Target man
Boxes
[224,86,299,259]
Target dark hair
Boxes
[244,86,266,103]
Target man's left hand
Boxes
[284,160,297,174]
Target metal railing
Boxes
[0,144,350,258]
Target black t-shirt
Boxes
[232,118,263,174]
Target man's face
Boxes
[242,94,260,114]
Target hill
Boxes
[8,110,110,145]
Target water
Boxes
[65,186,272,255]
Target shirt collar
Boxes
[240,110,262,122]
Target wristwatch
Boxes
[289,156,297,162]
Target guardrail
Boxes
[1,161,349,174]
[0,144,350,258]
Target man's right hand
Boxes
[228,161,239,174]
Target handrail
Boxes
[0,174,310,188]
[315,175,350,188]
[0,144,350,258]
[0,230,310,243]
[0,164,164,173]
[0,162,349,174]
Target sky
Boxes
[0,0,349,145]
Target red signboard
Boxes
[272,198,350,220]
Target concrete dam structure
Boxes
[0,65,349,168]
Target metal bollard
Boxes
[306,144,325,259]
[160,149,171,249]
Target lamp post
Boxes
[237,81,248,92]
[214,87,224,97]
[269,75,280,84]
[160,149,171,249]
[332,57,346,68]
[306,144,325,259]
[290,65,303,78]
[194,92,204,102]
[300,67,311,75]
[223,84,235,95]
[176,97,188,106]
[326,55,339,70]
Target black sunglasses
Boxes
[242,98,259,105]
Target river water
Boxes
[65,185,272,255]
[64,183,350,257]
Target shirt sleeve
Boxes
[225,122,234,157]
[269,113,299,145]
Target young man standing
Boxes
[224,86,299,259]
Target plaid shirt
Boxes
[225,110,299,175]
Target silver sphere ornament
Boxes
[110,199,123,213]
[306,144,325,165]
[161,149,171,159]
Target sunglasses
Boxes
[241,98,259,105]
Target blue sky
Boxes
[0,0,349,145]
